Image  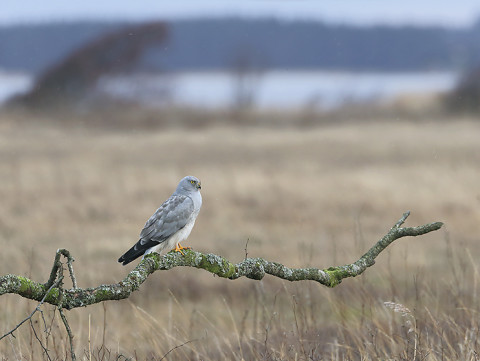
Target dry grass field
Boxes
[0,109,479,360]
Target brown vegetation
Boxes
[0,110,479,360]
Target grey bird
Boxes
[118,176,202,265]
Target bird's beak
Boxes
[197,182,202,190]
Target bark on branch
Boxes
[0,211,443,310]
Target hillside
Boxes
[1,18,479,75]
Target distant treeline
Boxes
[1,18,479,75]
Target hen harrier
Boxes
[118,176,202,265]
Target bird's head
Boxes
[176,175,201,194]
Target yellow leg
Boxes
[173,243,191,255]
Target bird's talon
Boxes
[173,243,190,255]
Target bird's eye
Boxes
[190,180,195,184]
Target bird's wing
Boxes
[118,195,194,265]
[139,194,193,244]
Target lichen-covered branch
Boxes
[0,277,62,341]
[0,212,443,310]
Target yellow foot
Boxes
[173,243,191,255]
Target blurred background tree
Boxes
[445,65,480,113]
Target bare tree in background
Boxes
[10,22,168,109]
[445,65,480,113]
[229,46,267,114]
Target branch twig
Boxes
[45,249,77,290]
[29,316,52,361]
[59,308,76,361]
[159,338,199,361]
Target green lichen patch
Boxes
[196,253,236,278]
[143,252,161,269]
[324,268,348,287]
[182,249,201,266]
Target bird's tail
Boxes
[118,243,145,266]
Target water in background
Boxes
[95,70,460,110]
[0,71,33,104]
[1,70,458,109]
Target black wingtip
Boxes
[119,239,152,266]
[118,256,132,266]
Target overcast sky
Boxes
[1,0,480,28]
